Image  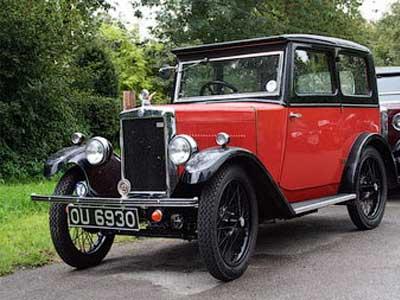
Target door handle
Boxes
[289,112,303,119]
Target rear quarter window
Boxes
[338,54,370,97]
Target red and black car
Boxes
[377,67,400,165]
[32,35,397,281]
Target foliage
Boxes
[0,0,110,181]
[100,23,150,92]
[371,1,400,66]
[99,22,173,103]
[73,44,119,97]
[81,94,121,144]
[132,0,368,46]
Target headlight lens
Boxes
[393,113,400,131]
[85,137,111,165]
[169,135,197,165]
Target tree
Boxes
[74,44,119,97]
[132,0,368,47]
[0,0,110,180]
[371,1,400,66]
[99,22,172,102]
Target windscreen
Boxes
[177,52,282,101]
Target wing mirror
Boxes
[159,64,177,80]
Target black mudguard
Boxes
[45,146,121,197]
[182,147,295,219]
[340,133,398,193]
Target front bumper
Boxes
[31,194,198,208]
[31,194,199,239]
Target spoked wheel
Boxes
[347,147,387,230]
[68,227,107,255]
[217,180,251,266]
[198,165,258,281]
[49,169,114,269]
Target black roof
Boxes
[172,34,370,55]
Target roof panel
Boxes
[172,34,370,55]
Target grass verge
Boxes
[0,180,56,276]
[0,179,136,276]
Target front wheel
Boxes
[347,147,387,230]
[49,169,114,269]
[198,165,258,281]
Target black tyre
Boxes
[198,164,258,281]
[49,169,114,269]
[347,147,387,230]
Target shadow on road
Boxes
[73,208,357,279]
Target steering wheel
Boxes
[200,80,239,96]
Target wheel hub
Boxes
[239,216,245,228]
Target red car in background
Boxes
[32,35,397,281]
[377,67,400,164]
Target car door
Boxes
[338,52,380,163]
[280,45,344,202]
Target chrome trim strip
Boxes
[119,107,177,197]
[379,91,400,96]
[174,51,284,102]
[31,194,199,208]
[381,107,389,139]
[292,193,356,215]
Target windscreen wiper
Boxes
[180,57,209,72]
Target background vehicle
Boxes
[32,35,397,281]
[377,67,400,166]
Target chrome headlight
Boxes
[168,135,197,165]
[393,113,400,131]
[71,132,85,145]
[85,137,112,165]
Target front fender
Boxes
[182,147,295,219]
[44,146,121,197]
[182,147,251,184]
[44,146,86,177]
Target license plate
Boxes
[67,205,140,232]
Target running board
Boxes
[291,193,356,215]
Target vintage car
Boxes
[377,67,400,164]
[32,34,398,281]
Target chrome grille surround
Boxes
[120,107,177,197]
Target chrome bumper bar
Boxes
[31,194,199,208]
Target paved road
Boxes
[2,199,400,300]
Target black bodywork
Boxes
[44,145,121,197]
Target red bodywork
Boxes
[162,102,380,203]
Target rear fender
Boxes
[45,146,121,197]
[340,133,398,192]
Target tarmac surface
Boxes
[2,199,400,300]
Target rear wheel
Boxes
[347,147,387,230]
[198,165,258,281]
[49,169,114,269]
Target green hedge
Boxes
[0,93,121,182]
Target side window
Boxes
[294,49,334,95]
[338,54,370,96]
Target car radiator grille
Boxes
[122,118,167,192]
